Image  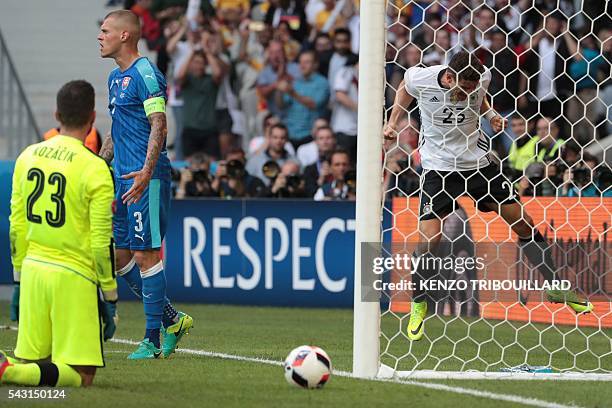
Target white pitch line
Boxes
[111,338,580,408]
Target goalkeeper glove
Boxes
[98,295,118,341]
[10,283,19,321]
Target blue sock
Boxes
[162,302,179,328]
[141,262,166,349]
[117,258,142,299]
[121,259,177,330]
[145,328,161,348]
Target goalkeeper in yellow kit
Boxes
[1,80,116,387]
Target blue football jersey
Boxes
[108,57,171,181]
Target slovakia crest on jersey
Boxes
[121,77,131,90]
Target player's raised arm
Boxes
[480,96,507,133]
[88,161,117,302]
[384,79,415,140]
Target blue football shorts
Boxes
[113,178,171,250]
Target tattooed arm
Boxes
[142,112,167,176]
[120,112,167,204]
[99,132,114,164]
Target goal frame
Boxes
[352,1,612,382]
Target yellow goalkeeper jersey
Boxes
[10,134,117,300]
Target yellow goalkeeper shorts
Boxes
[15,258,104,367]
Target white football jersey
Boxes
[404,65,492,171]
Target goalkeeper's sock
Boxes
[519,231,556,283]
[117,258,142,299]
[2,362,81,387]
[141,261,166,348]
[162,302,179,328]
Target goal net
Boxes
[354,0,612,380]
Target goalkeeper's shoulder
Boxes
[79,146,115,188]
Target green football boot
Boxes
[162,312,194,358]
[407,301,427,341]
[547,289,594,314]
[127,339,162,360]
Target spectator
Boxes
[561,153,612,197]
[314,149,355,201]
[212,148,269,199]
[563,30,608,144]
[422,26,456,66]
[330,61,358,161]
[383,117,421,199]
[131,0,162,51]
[533,116,566,163]
[275,50,330,148]
[274,20,301,62]
[246,123,298,186]
[264,0,309,42]
[481,29,522,154]
[297,119,333,167]
[256,40,301,119]
[176,38,226,159]
[302,125,337,196]
[215,0,250,21]
[236,22,273,141]
[314,0,348,35]
[248,113,296,157]
[313,32,333,76]
[413,13,442,51]
[212,147,269,198]
[517,160,562,197]
[518,11,572,127]
[165,16,192,159]
[327,28,357,96]
[270,160,307,197]
[508,116,536,172]
[175,152,215,198]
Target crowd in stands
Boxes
[109,0,610,199]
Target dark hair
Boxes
[56,80,95,128]
[330,148,350,164]
[447,51,485,82]
[314,125,335,138]
[477,5,495,16]
[424,13,442,24]
[315,32,331,41]
[334,27,351,40]
[269,123,289,137]
[299,49,318,63]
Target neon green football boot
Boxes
[161,312,194,358]
[407,301,427,341]
[127,339,162,360]
[547,289,594,314]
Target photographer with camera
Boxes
[266,160,307,198]
[313,149,355,201]
[246,123,298,186]
[561,153,612,197]
[303,125,337,197]
[213,148,269,198]
[175,152,215,198]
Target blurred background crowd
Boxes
[103,0,611,200]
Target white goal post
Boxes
[353,0,612,381]
[352,0,386,379]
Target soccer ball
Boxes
[283,345,332,389]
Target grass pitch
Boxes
[1,301,611,407]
